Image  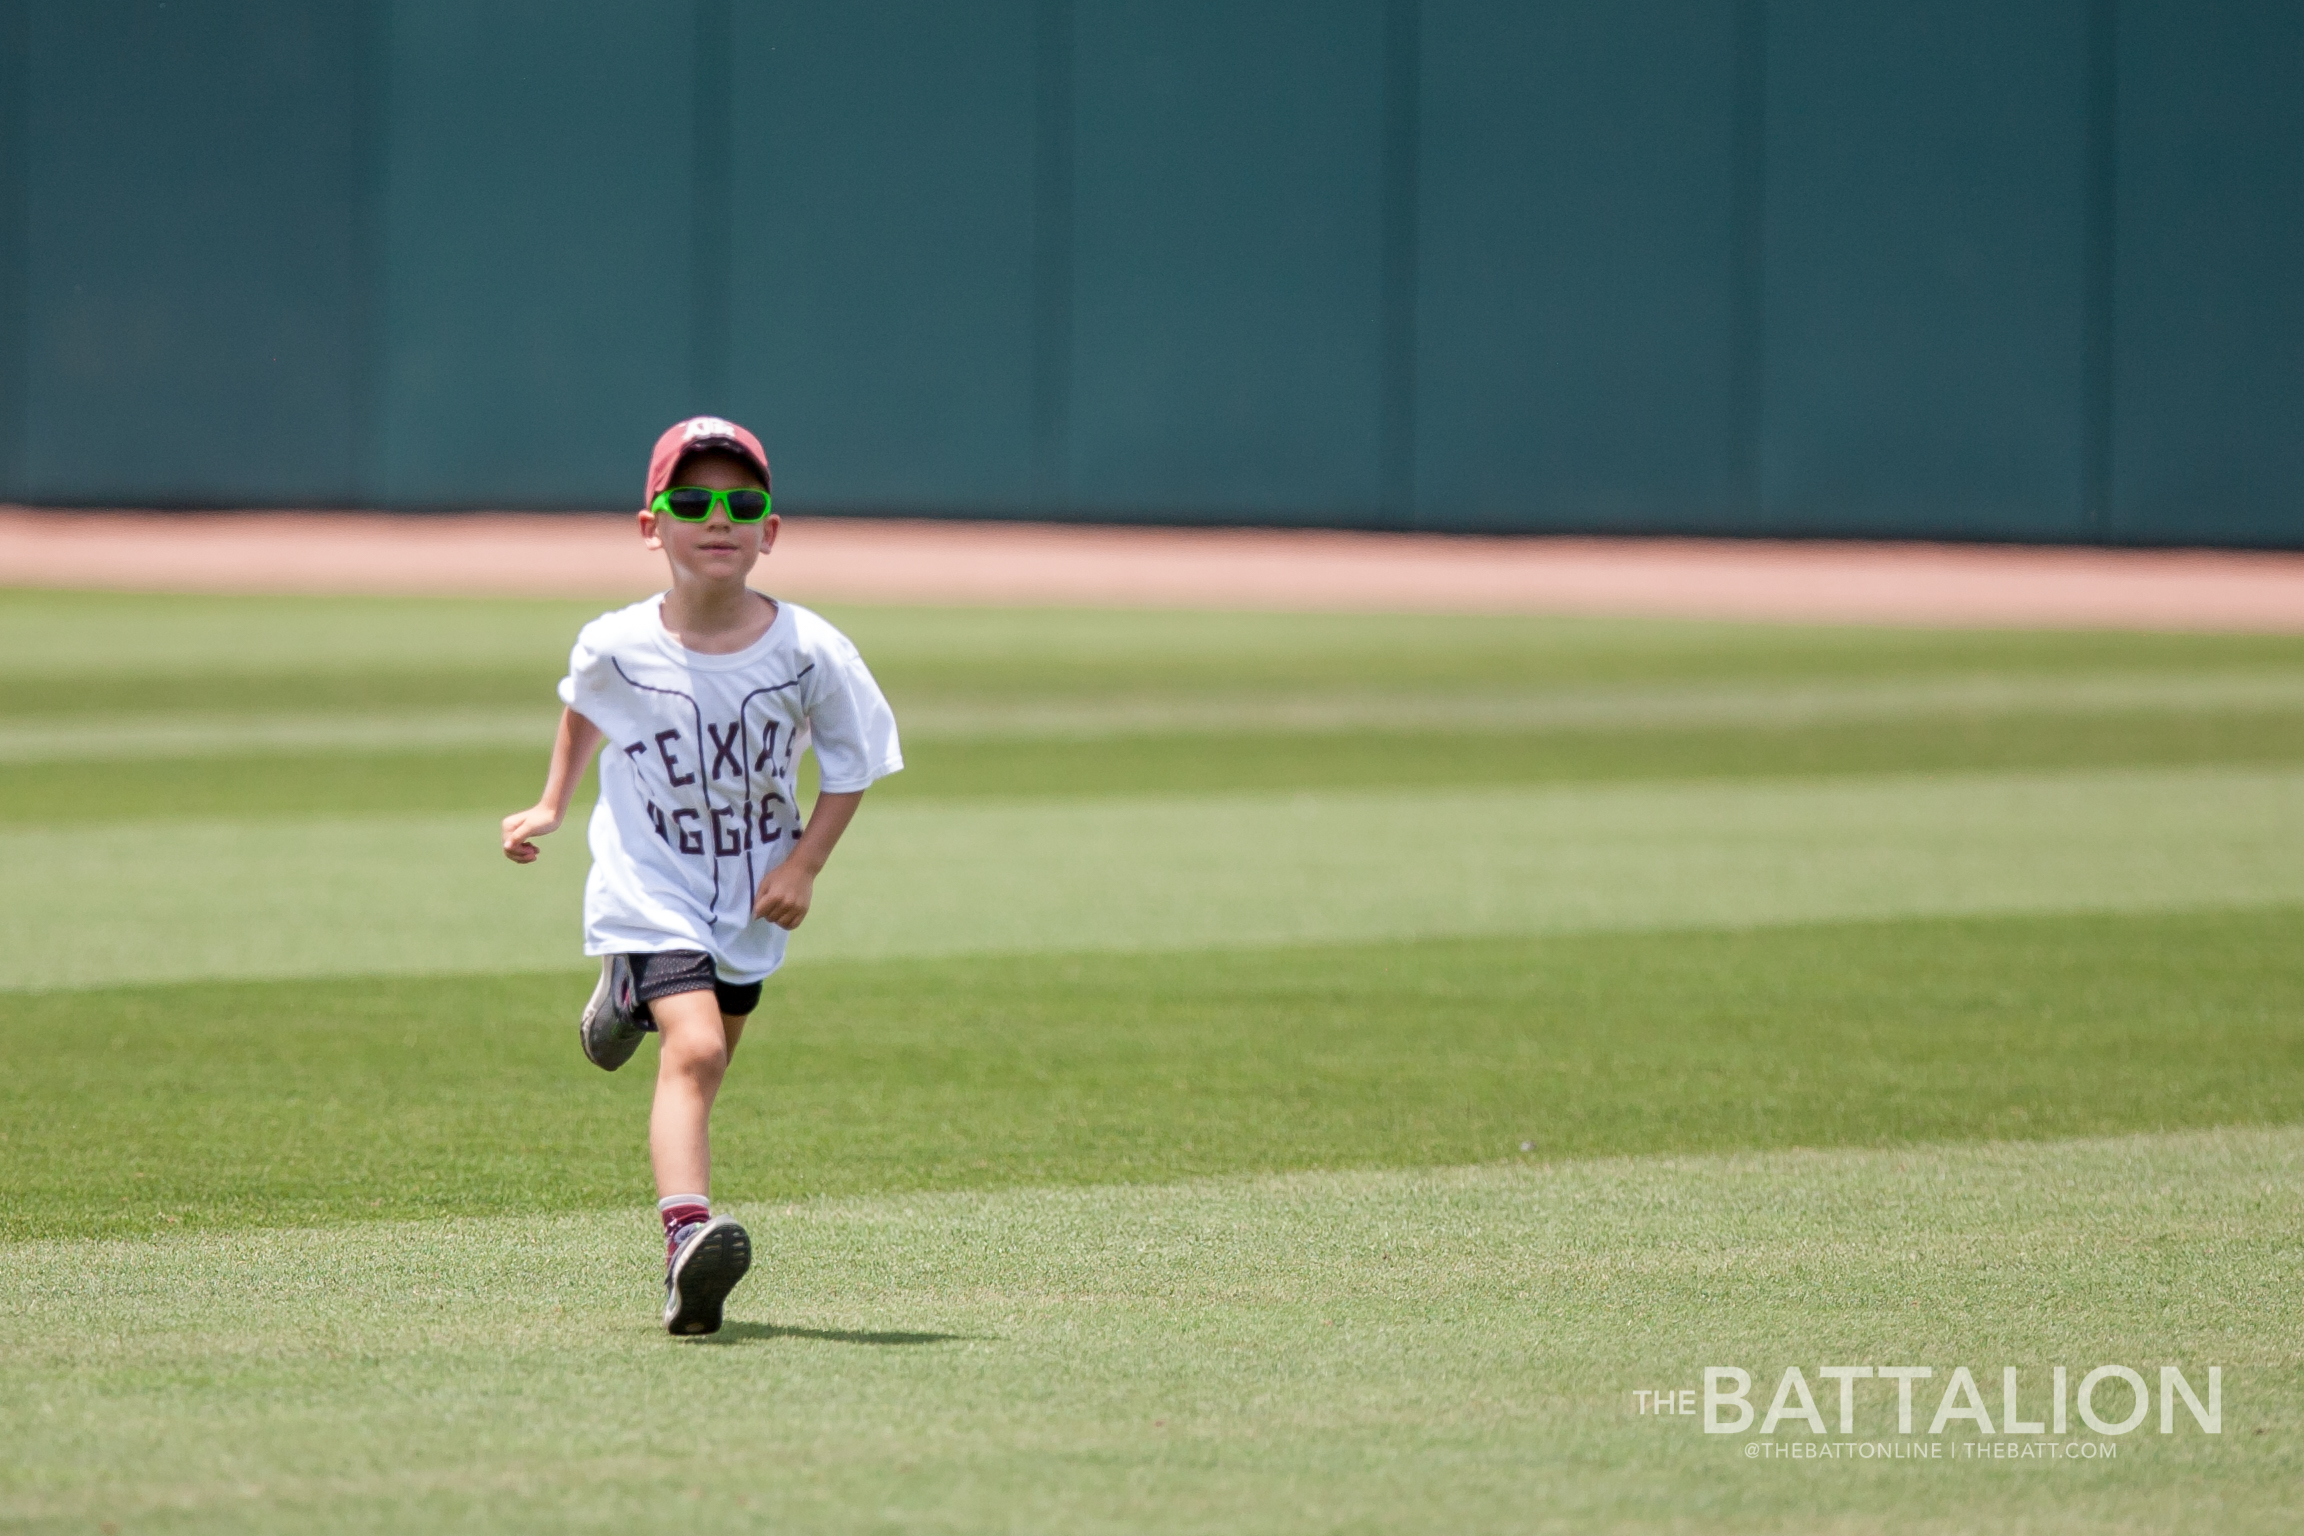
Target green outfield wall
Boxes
[0,0,2297,544]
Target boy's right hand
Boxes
[501,805,563,864]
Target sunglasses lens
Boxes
[725,490,769,521]
[665,488,715,519]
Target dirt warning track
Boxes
[2,508,2300,631]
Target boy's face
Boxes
[639,449,778,586]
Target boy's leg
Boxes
[647,967,760,1196]
[647,989,755,1335]
[648,990,737,1199]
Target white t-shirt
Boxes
[556,593,901,982]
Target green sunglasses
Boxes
[651,485,772,523]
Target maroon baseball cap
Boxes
[645,416,772,502]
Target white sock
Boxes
[658,1194,710,1238]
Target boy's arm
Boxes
[502,707,605,863]
[752,789,865,928]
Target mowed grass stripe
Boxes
[4,764,2300,992]
[12,590,2304,719]
[11,706,2304,826]
[11,586,2300,676]
[10,907,2301,1240]
[11,669,2304,762]
[881,707,2304,801]
[0,589,605,682]
[0,707,564,763]
[4,1128,2296,1534]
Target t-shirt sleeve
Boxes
[556,622,632,741]
[802,629,904,793]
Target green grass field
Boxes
[3,588,2301,1532]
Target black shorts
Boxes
[627,950,762,1019]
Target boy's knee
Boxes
[662,1032,729,1080]
[650,993,730,1078]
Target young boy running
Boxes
[501,416,901,1336]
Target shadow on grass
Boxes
[698,1321,981,1347]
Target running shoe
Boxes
[578,954,650,1071]
[663,1215,752,1336]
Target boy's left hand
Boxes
[753,863,816,929]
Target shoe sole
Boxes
[664,1219,752,1336]
[578,956,646,1072]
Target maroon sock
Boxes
[659,1196,710,1259]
